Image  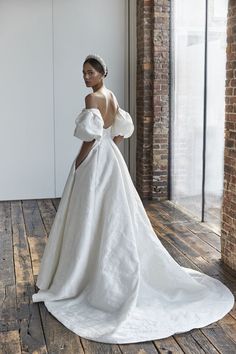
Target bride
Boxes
[32,54,234,344]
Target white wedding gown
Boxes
[32,107,234,344]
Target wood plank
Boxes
[230,303,236,320]
[0,319,17,333]
[11,201,34,284]
[0,201,15,286]
[0,330,21,354]
[38,303,84,354]
[27,236,46,276]
[147,201,221,240]
[11,201,48,354]
[217,314,236,343]
[0,202,18,332]
[118,342,158,354]
[190,330,220,354]
[80,338,122,354]
[153,336,184,353]
[182,221,219,235]
[191,232,221,252]
[167,221,220,252]
[174,332,207,354]
[16,282,48,354]
[22,200,47,238]
[51,198,61,211]
[0,285,18,332]
[21,200,48,277]
[166,223,221,262]
[37,199,57,236]
[201,324,236,353]
[148,201,196,224]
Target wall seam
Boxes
[52,0,56,197]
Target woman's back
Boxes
[89,89,119,128]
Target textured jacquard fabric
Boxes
[73,108,104,141]
[32,108,234,344]
[110,108,134,138]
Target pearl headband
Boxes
[85,54,108,77]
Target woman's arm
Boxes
[75,139,96,169]
[75,94,98,170]
[113,135,124,145]
[76,134,124,170]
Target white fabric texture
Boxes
[32,107,234,344]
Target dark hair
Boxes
[83,58,108,77]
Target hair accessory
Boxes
[85,54,107,77]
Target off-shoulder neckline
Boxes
[82,107,121,130]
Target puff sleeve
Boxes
[111,108,134,139]
[73,108,104,141]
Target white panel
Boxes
[0,0,54,200]
[53,0,127,195]
[0,0,128,200]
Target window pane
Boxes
[171,0,205,219]
[205,0,228,231]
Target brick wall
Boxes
[136,0,170,200]
[221,0,236,270]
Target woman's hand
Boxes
[75,158,83,170]
[113,135,124,145]
[75,139,96,171]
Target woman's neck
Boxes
[92,81,105,92]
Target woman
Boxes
[32,54,234,344]
[75,55,125,169]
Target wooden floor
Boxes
[170,195,222,234]
[0,199,236,354]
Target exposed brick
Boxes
[136,0,170,200]
[221,0,236,271]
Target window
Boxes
[170,0,228,232]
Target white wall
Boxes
[0,0,54,200]
[0,0,127,200]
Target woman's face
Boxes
[83,62,103,87]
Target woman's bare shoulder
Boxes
[108,90,119,107]
[85,89,119,110]
[85,93,98,108]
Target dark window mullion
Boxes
[201,0,208,222]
